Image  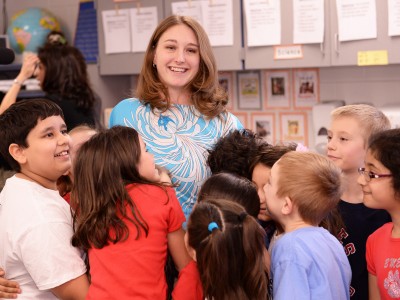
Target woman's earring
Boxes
[152,63,156,68]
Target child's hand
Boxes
[0,269,21,299]
[156,165,172,184]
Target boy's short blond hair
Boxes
[276,151,342,225]
[331,104,390,144]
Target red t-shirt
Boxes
[366,222,400,300]
[172,260,203,300]
[86,184,185,300]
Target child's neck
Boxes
[341,171,363,204]
[16,172,58,191]
[389,210,400,238]
[283,219,313,233]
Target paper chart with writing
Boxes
[130,7,158,53]
[102,9,131,54]
[293,0,324,44]
[243,0,281,46]
[336,0,377,42]
[389,0,400,36]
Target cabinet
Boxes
[95,0,400,74]
[330,0,400,66]
[96,0,164,75]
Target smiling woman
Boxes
[109,15,242,221]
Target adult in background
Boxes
[109,15,242,220]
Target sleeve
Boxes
[172,261,204,300]
[109,98,139,128]
[166,187,185,233]
[17,222,86,290]
[272,260,310,300]
[229,112,244,130]
[366,231,377,276]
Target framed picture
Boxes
[264,70,291,109]
[218,71,235,111]
[251,112,275,143]
[293,68,320,109]
[237,71,262,110]
[233,111,249,129]
[279,112,308,146]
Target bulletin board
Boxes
[96,0,164,75]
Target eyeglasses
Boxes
[358,167,393,182]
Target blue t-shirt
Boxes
[271,227,351,300]
[109,98,242,220]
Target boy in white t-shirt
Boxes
[0,99,88,299]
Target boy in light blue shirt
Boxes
[264,151,351,299]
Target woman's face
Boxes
[153,24,200,99]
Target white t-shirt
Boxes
[0,176,86,299]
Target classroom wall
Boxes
[2,1,400,141]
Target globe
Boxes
[7,7,61,54]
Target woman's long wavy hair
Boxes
[187,199,269,300]
[38,44,95,111]
[71,126,166,250]
[136,15,227,118]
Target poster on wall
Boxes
[293,68,320,109]
[218,71,235,111]
[264,70,291,109]
[251,112,275,143]
[237,71,262,110]
[279,112,308,146]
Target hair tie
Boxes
[208,222,219,233]
[295,143,309,152]
[238,212,247,222]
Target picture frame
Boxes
[218,71,235,111]
[264,70,291,109]
[279,112,308,146]
[233,111,249,129]
[237,71,262,110]
[251,112,275,144]
[293,68,320,109]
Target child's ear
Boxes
[9,143,27,165]
[281,196,294,215]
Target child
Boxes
[0,99,89,299]
[57,124,97,202]
[360,129,400,299]
[327,104,391,299]
[70,125,194,299]
[185,198,269,299]
[265,151,351,299]
[197,172,261,218]
[207,128,266,180]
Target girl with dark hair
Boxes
[0,45,101,130]
[198,172,261,218]
[360,128,400,299]
[70,126,192,299]
[185,199,269,300]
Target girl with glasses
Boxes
[358,128,400,299]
